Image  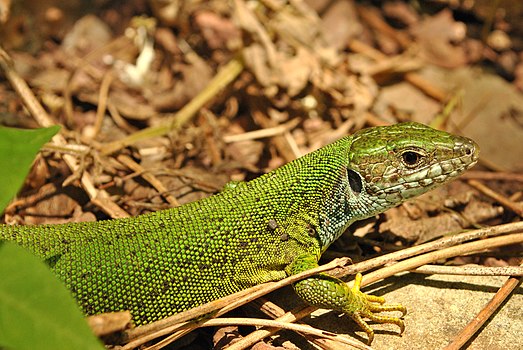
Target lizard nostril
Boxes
[462,139,480,162]
[463,142,475,156]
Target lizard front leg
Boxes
[288,254,406,344]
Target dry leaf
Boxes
[381,197,503,243]
[194,10,241,50]
[373,81,440,124]
[320,0,362,50]
[62,14,112,54]
[410,9,467,68]
[213,325,241,349]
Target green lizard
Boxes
[0,122,479,344]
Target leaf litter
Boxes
[0,0,522,349]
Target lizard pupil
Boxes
[402,151,421,166]
[347,169,362,193]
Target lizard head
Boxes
[315,122,479,249]
[344,122,479,219]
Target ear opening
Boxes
[347,169,362,194]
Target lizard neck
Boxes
[317,167,354,250]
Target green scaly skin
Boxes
[0,122,479,344]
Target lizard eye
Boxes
[401,151,423,167]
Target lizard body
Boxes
[0,122,479,343]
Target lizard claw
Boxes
[348,273,406,344]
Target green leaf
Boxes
[0,125,60,214]
[0,242,104,350]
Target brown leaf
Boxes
[382,1,419,26]
[238,0,337,97]
[30,68,71,92]
[410,9,467,68]
[151,58,213,111]
[213,325,241,348]
[251,341,288,350]
[21,191,91,225]
[380,188,504,243]
[320,0,362,50]
[110,90,156,120]
[194,10,241,50]
[372,81,440,124]
[226,140,264,170]
[62,14,112,55]
[273,47,319,97]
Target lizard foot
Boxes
[347,273,407,345]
